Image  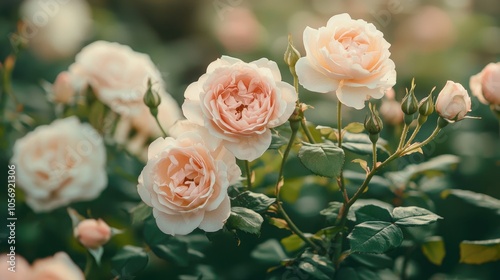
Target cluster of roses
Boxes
[8,14,500,276]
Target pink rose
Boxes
[295,13,396,109]
[182,56,297,161]
[10,117,107,212]
[435,81,471,122]
[470,62,500,105]
[0,254,31,280]
[50,71,77,104]
[137,123,241,235]
[31,252,84,280]
[74,219,112,249]
[69,41,174,117]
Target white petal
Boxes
[251,58,281,81]
[182,99,205,126]
[198,196,231,232]
[336,85,384,110]
[153,209,203,236]
[296,58,338,93]
[223,130,272,161]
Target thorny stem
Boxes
[275,120,321,252]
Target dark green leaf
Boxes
[348,221,403,253]
[421,236,446,265]
[341,132,389,157]
[355,204,393,224]
[251,239,287,265]
[129,202,152,225]
[298,251,336,280]
[151,240,189,267]
[386,155,460,185]
[227,207,264,235]
[392,206,442,227]
[231,191,275,213]
[349,253,393,269]
[111,245,148,276]
[320,201,343,222]
[298,142,345,178]
[442,189,500,214]
[460,238,500,264]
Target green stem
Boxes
[397,123,410,151]
[301,118,315,143]
[410,126,441,151]
[84,252,93,277]
[152,112,168,137]
[372,141,377,170]
[275,120,321,252]
[244,160,252,189]
[404,121,423,149]
[337,101,343,148]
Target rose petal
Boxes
[153,208,203,235]
[198,195,231,232]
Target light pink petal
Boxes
[268,81,298,127]
[469,72,487,104]
[296,58,338,93]
[184,81,203,101]
[207,56,242,73]
[137,174,152,206]
[153,208,203,236]
[326,13,352,27]
[251,58,282,81]
[223,130,272,161]
[336,85,384,110]
[198,195,231,232]
[147,137,170,159]
[182,99,205,126]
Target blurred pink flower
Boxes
[182,56,297,161]
[50,71,77,104]
[470,62,500,105]
[380,88,403,125]
[0,254,31,280]
[138,122,241,235]
[215,8,263,53]
[296,13,396,109]
[11,116,107,212]
[407,6,456,53]
[31,252,84,280]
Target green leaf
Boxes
[251,239,287,265]
[460,238,500,264]
[355,204,393,224]
[348,221,403,254]
[281,234,309,252]
[298,251,336,280]
[227,207,264,235]
[151,240,189,267]
[88,247,104,265]
[231,191,275,213]
[441,189,500,215]
[349,253,393,269]
[298,142,345,178]
[421,236,446,265]
[392,206,442,227]
[111,245,148,277]
[129,202,152,225]
[386,155,459,185]
[341,132,389,157]
[344,122,365,133]
[320,201,343,222]
[268,217,289,230]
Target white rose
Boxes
[19,0,92,60]
[295,13,396,109]
[69,40,172,117]
[11,116,107,212]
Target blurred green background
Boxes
[1,0,499,279]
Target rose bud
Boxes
[435,81,471,123]
[470,62,500,106]
[74,219,112,249]
[51,71,76,104]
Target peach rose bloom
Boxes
[74,219,112,249]
[295,13,396,109]
[31,252,84,280]
[11,117,107,212]
[435,81,471,122]
[0,254,31,280]
[50,71,77,104]
[470,62,500,105]
[69,41,178,117]
[182,56,297,161]
[19,0,92,60]
[138,123,241,235]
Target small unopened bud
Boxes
[401,79,418,115]
[364,103,383,138]
[284,35,301,75]
[143,79,161,116]
[418,87,435,117]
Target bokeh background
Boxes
[0,0,499,279]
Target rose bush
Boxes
[10,116,107,212]
[137,122,241,235]
[295,13,396,109]
[182,56,297,161]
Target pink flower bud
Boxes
[380,99,404,125]
[470,62,500,106]
[74,219,111,249]
[51,72,76,104]
[435,81,471,122]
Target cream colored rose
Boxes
[295,13,396,109]
[435,81,471,122]
[74,219,112,249]
[69,40,171,117]
[50,71,77,104]
[11,116,107,212]
[138,124,241,235]
[470,62,500,105]
[19,0,92,60]
[31,252,84,280]
[182,56,297,161]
